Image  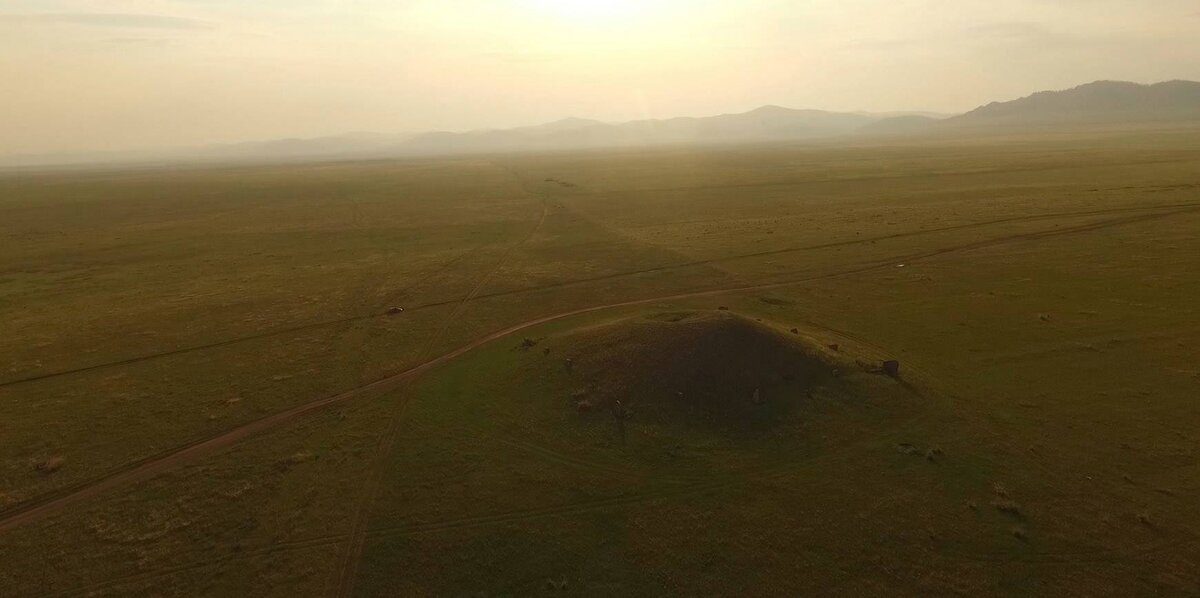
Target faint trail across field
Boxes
[1,204,1197,541]
[30,263,1200,597]
[41,387,1187,598]
[41,407,916,598]
[3,201,1197,390]
[331,168,551,597]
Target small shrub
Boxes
[881,360,901,378]
[992,499,1022,518]
[34,457,65,475]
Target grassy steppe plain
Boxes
[2,129,1200,596]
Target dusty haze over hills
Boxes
[2,0,1200,158]
[4,79,1200,167]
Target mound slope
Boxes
[557,312,839,432]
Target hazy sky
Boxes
[3,0,1199,155]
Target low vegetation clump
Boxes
[992,499,1023,518]
[33,457,65,475]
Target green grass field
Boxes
[2,129,1200,596]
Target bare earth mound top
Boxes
[559,311,838,433]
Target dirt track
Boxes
[332,175,550,597]
[1,204,1196,538]
[5,201,1197,390]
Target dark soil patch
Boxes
[560,311,836,433]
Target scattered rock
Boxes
[896,443,920,455]
[273,451,317,473]
[881,360,901,378]
[543,347,551,356]
[992,499,1022,518]
[35,457,65,475]
[1039,313,1051,322]
[612,400,631,420]
[717,306,730,311]
[827,343,839,352]
[1136,512,1154,527]
[386,306,404,315]
[564,358,574,373]
[790,328,799,335]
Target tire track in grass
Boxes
[0,244,486,389]
[1,205,1196,539]
[35,273,1198,596]
[331,173,551,597]
[34,479,728,597]
[44,400,916,598]
[0,244,504,529]
[5,201,1197,390]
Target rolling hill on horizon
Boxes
[951,79,1200,125]
[398,105,880,155]
[5,80,1199,168]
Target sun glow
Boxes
[529,0,648,24]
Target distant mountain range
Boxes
[953,79,1200,124]
[5,80,1199,167]
[398,106,886,155]
[862,80,1200,135]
